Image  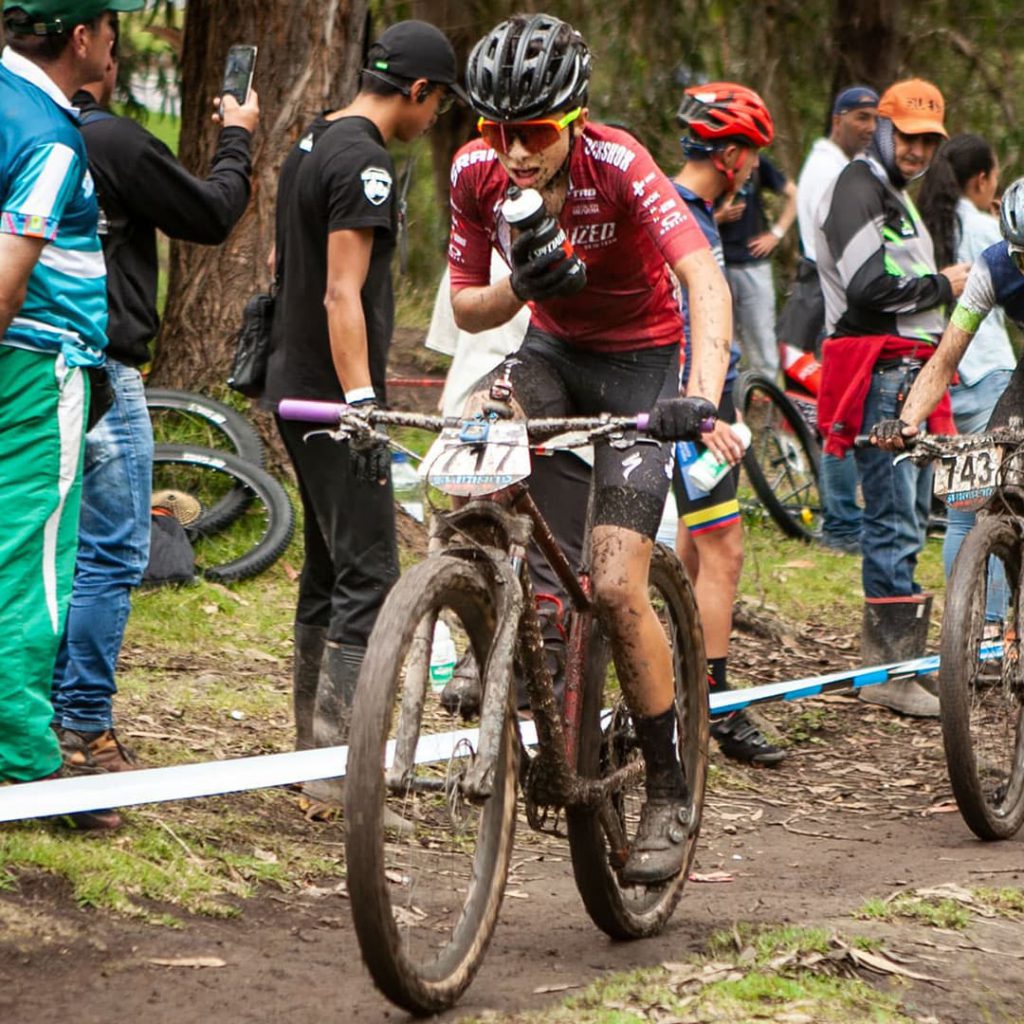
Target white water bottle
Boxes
[686,422,752,492]
[391,452,424,522]
[429,620,457,692]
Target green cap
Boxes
[3,0,144,34]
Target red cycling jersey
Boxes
[448,122,710,352]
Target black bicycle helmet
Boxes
[466,14,590,121]
[1000,178,1024,248]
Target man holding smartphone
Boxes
[49,39,258,791]
[263,20,461,817]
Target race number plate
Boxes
[420,420,532,497]
[933,443,1003,510]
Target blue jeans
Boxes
[944,369,1012,619]
[725,261,779,379]
[52,361,153,731]
[820,451,862,544]
[855,363,932,598]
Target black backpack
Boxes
[142,508,196,586]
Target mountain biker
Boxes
[874,176,1024,446]
[449,13,734,884]
[672,82,787,766]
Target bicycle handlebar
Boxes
[277,398,711,441]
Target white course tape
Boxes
[0,644,1000,823]
[0,721,540,823]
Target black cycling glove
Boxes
[871,418,911,449]
[509,224,586,302]
[646,397,717,441]
[346,399,390,484]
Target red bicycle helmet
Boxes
[677,82,774,148]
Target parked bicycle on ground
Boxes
[280,397,710,1015]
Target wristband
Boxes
[345,386,376,404]
[770,224,785,240]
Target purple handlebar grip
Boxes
[278,398,347,424]
[635,413,650,431]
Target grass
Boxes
[857,893,972,931]
[459,925,915,1024]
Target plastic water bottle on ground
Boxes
[430,620,457,692]
[391,451,424,522]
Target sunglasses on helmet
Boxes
[477,107,582,155]
[1009,244,1024,275]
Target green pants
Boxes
[0,347,88,781]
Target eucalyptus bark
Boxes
[150,0,367,389]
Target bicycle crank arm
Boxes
[461,559,523,801]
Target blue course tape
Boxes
[0,645,1000,822]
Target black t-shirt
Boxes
[264,115,396,405]
[717,155,787,265]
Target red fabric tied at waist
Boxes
[818,335,955,458]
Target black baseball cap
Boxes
[368,20,467,102]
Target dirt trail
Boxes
[3,618,1023,1024]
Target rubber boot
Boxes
[303,642,364,804]
[292,623,326,751]
[858,595,939,717]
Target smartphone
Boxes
[221,44,257,107]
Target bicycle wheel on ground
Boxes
[940,515,1024,840]
[567,543,709,939]
[737,370,821,541]
[345,556,518,1015]
[147,389,264,531]
[151,445,294,583]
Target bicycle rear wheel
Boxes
[345,556,518,1015]
[738,371,821,541]
[567,544,708,938]
[940,516,1024,840]
[146,389,264,531]
[151,445,294,582]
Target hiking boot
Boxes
[620,797,692,885]
[17,770,123,830]
[58,728,138,774]
[440,649,482,719]
[710,711,787,766]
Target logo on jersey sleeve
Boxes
[361,167,393,206]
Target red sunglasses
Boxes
[477,107,582,155]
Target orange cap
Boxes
[878,78,947,138]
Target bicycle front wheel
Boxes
[567,544,709,938]
[151,445,294,583]
[345,555,518,1015]
[940,516,1024,840]
[738,371,821,541]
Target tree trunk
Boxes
[828,0,902,123]
[150,0,368,390]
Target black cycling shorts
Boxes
[473,327,679,540]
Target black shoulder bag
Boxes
[227,286,276,398]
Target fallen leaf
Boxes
[532,983,580,995]
[147,957,226,969]
[689,871,734,883]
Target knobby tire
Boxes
[940,515,1024,840]
[146,389,264,532]
[566,544,709,938]
[151,445,294,582]
[345,556,518,1015]
[737,370,821,541]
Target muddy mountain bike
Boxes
[279,398,710,1016]
[895,422,1024,840]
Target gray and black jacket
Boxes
[814,153,952,343]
